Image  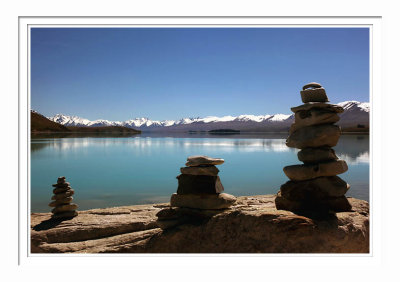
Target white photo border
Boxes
[19,16,381,268]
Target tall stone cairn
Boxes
[275,82,352,214]
[49,176,78,218]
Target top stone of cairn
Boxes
[57,176,66,184]
[185,155,225,167]
[300,82,329,103]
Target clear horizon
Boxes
[31,27,370,121]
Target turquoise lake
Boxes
[30,133,370,212]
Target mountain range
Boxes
[46,101,369,132]
[31,110,141,135]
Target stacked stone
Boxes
[156,156,236,229]
[275,82,352,214]
[49,176,78,218]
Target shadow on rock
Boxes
[156,206,228,230]
[33,217,74,231]
[292,210,339,222]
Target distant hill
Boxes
[31,110,70,132]
[31,110,141,134]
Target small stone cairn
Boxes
[156,156,236,229]
[49,176,78,218]
[275,82,352,214]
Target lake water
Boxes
[30,133,370,212]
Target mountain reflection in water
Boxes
[31,133,368,164]
[30,133,369,212]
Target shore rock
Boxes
[286,124,341,149]
[31,195,369,253]
[155,207,224,229]
[156,206,223,220]
[283,160,348,181]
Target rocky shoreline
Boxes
[31,194,369,253]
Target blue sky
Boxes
[31,28,369,121]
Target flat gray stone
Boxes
[51,190,74,200]
[302,82,322,90]
[215,177,224,194]
[53,186,71,194]
[283,160,348,181]
[290,109,340,133]
[291,103,344,114]
[177,174,224,194]
[51,203,78,214]
[280,176,350,200]
[286,124,341,149]
[48,197,73,207]
[52,182,70,188]
[180,165,219,176]
[185,155,224,167]
[170,193,236,210]
[52,211,78,219]
[300,87,329,103]
[297,147,338,164]
[57,176,66,183]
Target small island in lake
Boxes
[208,129,240,135]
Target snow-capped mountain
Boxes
[48,114,292,129]
[47,101,369,132]
[337,101,370,112]
[336,101,369,128]
[51,114,93,127]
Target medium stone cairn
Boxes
[49,176,78,218]
[275,82,352,214]
[156,156,237,229]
